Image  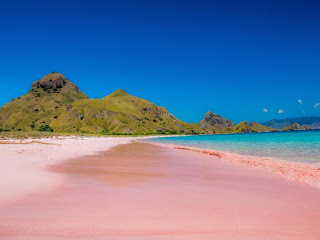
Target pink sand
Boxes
[1,142,320,239]
[0,137,133,205]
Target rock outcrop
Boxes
[200,111,235,130]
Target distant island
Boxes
[0,72,312,135]
[262,117,320,130]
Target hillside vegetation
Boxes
[51,89,203,135]
[0,72,277,135]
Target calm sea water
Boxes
[147,130,320,164]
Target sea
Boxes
[147,130,320,164]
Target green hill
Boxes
[0,72,207,135]
[0,72,278,135]
[0,72,88,131]
[51,89,203,135]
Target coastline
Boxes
[146,142,320,188]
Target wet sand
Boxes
[1,142,320,239]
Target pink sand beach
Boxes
[1,139,320,239]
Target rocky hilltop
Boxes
[0,72,278,135]
[200,111,235,131]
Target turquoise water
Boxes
[147,130,320,164]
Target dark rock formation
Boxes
[31,72,83,93]
[200,111,235,129]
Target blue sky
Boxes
[0,0,319,123]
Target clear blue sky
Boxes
[1,0,319,123]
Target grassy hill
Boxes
[0,72,88,131]
[0,72,278,135]
[51,89,203,135]
[0,73,207,135]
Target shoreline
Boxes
[146,142,320,188]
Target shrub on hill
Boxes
[38,125,54,132]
